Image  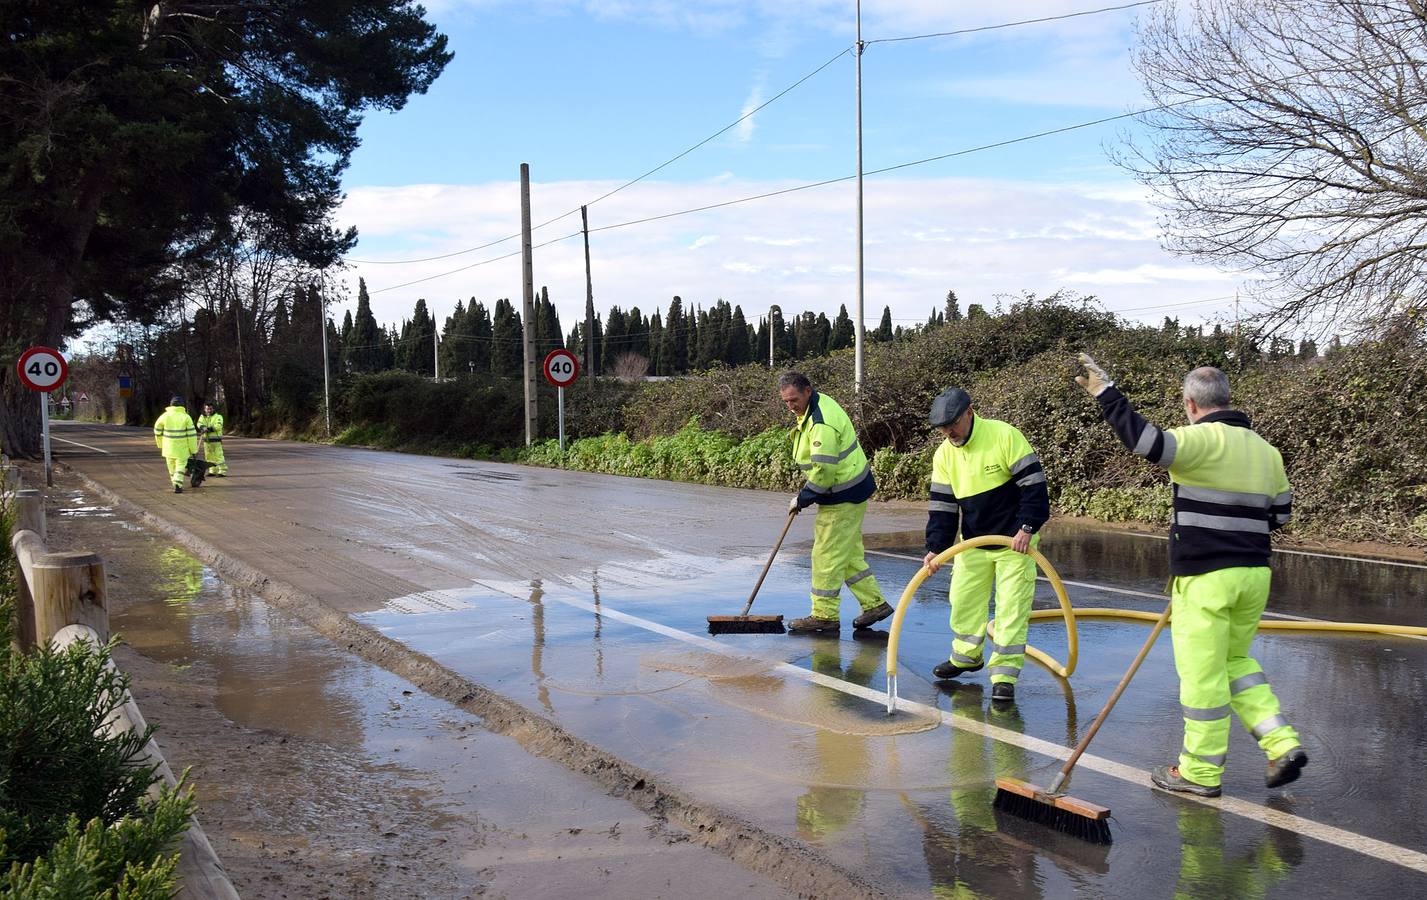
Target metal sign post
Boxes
[542,349,580,452]
[16,346,69,487]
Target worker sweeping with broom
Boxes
[778,372,894,635]
[1076,356,1306,797]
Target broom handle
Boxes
[1048,597,1173,794]
[739,509,799,616]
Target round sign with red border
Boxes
[16,346,68,392]
[542,348,580,388]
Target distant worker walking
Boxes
[197,401,228,477]
[154,396,199,494]
[779,372,893,635]
[922,388,1050,704]
[1076,355,1305,797]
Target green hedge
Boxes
[322,299,1427,546]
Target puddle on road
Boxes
[642,650,940,737]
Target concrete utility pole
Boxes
[319,289,331,436]
[854,0,866,396]
[582,205,596,376]
[521,163,538,445]
[433,329,440,382]
[769,308,777,368]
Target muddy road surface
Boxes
[46,422,1427,898]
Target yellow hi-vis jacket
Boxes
[925,415,1050,553]
[154,406,198,459]
[792,391,875,508]
[1096,386,1292,575]
[197,412,224,441]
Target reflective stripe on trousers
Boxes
[1171,567,1300,787]
[809,501,885,619]
[945,540,1038,684]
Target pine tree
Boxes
[602,306,627,374]
[875,306,893,342]
[491,298,523,377]
[945,290,963,322]
[728,305,750,365]
[828,304,855,351]
[347,278,384,373]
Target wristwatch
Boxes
[1019,524,1035,535]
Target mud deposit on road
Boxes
[53,464,873,898]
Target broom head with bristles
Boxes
[993,777,1113,845]
[707,614,786,635]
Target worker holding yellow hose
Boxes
[923,387,1051,704]
[1076,355,1306,798]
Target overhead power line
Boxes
[370,96,1200,295]
[346,46,852,266]
[865,1,1163,46]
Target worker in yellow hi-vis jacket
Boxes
[922,387,1051,705]
[197,401,227,476]
[779,371,893,635]
[153,396,199,494]
[1077,356,1304,798]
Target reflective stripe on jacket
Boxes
[197,412,224,441]
[925,415,1050,553]
[154,406,199,458]
[1096,386,1292,576]
[792,391,875,507]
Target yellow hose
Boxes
[885,535,1079,689]
[1028,607,1427,638]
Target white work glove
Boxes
[788,496,802,515]
[1075,353,1115,397]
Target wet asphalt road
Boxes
[51,422,1427,898]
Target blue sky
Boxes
[336,1,1245,334]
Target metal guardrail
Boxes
[4,463,240,900]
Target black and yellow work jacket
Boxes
[1096,386,1292,576]
[792,392,876,508]
[197,412,224,442]
[926,415,1050,553]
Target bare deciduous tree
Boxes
[1124,0,1427,334]
[612,352,650,381]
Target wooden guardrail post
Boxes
[13,536,108,646]
[15,487,45,541]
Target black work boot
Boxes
[173,485,183,494]
[931,658,983,680]
[787,616,839,635]
[1265,748,1308,789]
[1151,765,1221,798]
[852,602,894,630]
[991,682,1015,703]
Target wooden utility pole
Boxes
[521,164,538,445]
[582,205,596,376]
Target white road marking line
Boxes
[50,436,111,454]
[864,548,1427,642]
[513,588,1427,876]
[1108,529,1427,570]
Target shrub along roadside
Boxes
[321,300,1427,547]
[0,506,193,898]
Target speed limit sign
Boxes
[16,346,68,392]
[542,349,580,388]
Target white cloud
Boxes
[735,83,764,143]
[336,172,1243,333]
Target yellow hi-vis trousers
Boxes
[947,541,1038,684]
[202,439,226,474]
[164,454,190,488]
[1172,567,1300,787]
[809,501,886,619]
